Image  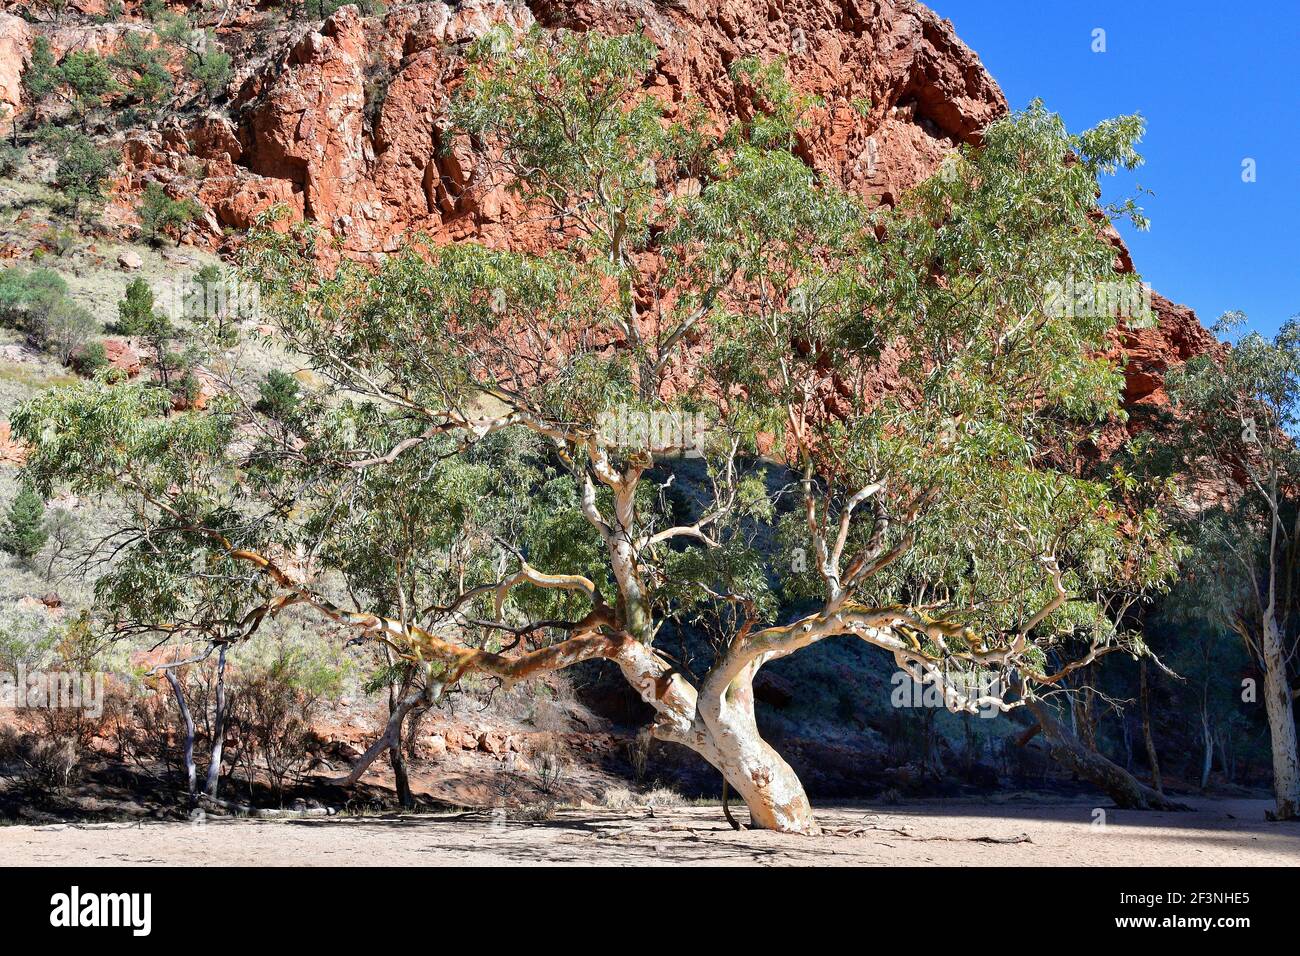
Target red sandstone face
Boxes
[75,1,1215,440]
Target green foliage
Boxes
[17,32,1181,718]
[136,183,201,246]
[253,369,300,423]
[72,339,109,377]
[116,276,188,390]
[1,484,49,561]
[52,50,119,124]
[110,32,174,107]
[21,37,59,106]
[52,131,115,219]
[0,265,97,361]
[0,143,25,178]
[40,297,98,364]
[185,42,232,99]
[0,266,67,330]
[0,604,62,672]
[1165,313,1300,649]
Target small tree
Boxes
[52,131,115,221]
[185,36,232,100]
[1167,313,1300,819]
[1,485,49,562]
[137,183,201,246]
[0,266,68,336]
[20,37,59,136]
[110,32,174,109]
[41,298,98,364]
[51,51,118,128]
[253,369,300,422]
[117,277,183,390]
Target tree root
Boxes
[721,780,746,831]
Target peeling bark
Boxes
[1261,616,1300,820]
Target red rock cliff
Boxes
[111,0,1215,434]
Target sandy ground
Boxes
[2,796,1297,866]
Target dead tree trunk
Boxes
[164,669,197,804]
[1020,680,1187,811]
[1139,658,1164,794]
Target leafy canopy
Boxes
[14,30,1178,709]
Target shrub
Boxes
[186,44,232,100]
[111,32,173,108]
[22,37,59,106]
[0,144,24,178]
[53,132,115,219]
[55,51,119,125]
[253,369,301,422]
[71,339,109,377]
[0,266,66,334]
[136,183,201,246]
[41,297,97,364]
[0,484,48,562]
[0,726,82,793]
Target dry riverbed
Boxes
[2,797,1296,866]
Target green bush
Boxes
[0,266,67,336]
[0,144,24,178]
[71,339,109,377]
[52,132,115,220]
[137,183,201,246]
[186,44,232,100]
[111,33,174,108]
[41,297,97,363]
[1,485,48,562]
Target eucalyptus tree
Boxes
[13,29,1179,833]
[1166,313,1300,820]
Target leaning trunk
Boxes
[699,664,817,834]
[388,683,414,809]
[164,669,197,803]
[710,720,816,833]
[612,640,818,834]
[1024,687,1186,811]
[1260,616,1300,820]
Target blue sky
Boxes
[928,0,1297,339]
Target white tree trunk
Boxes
[1261,617,1300,819]
[697,662,817,834]
[708,718,817,833]
[610,641,818,834]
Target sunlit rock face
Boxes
[109,0,1216,438]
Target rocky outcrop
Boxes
[1115,294,1219,413]
[126,0,1004,259]
[99,1,1223,435]
[0,13,32,127]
